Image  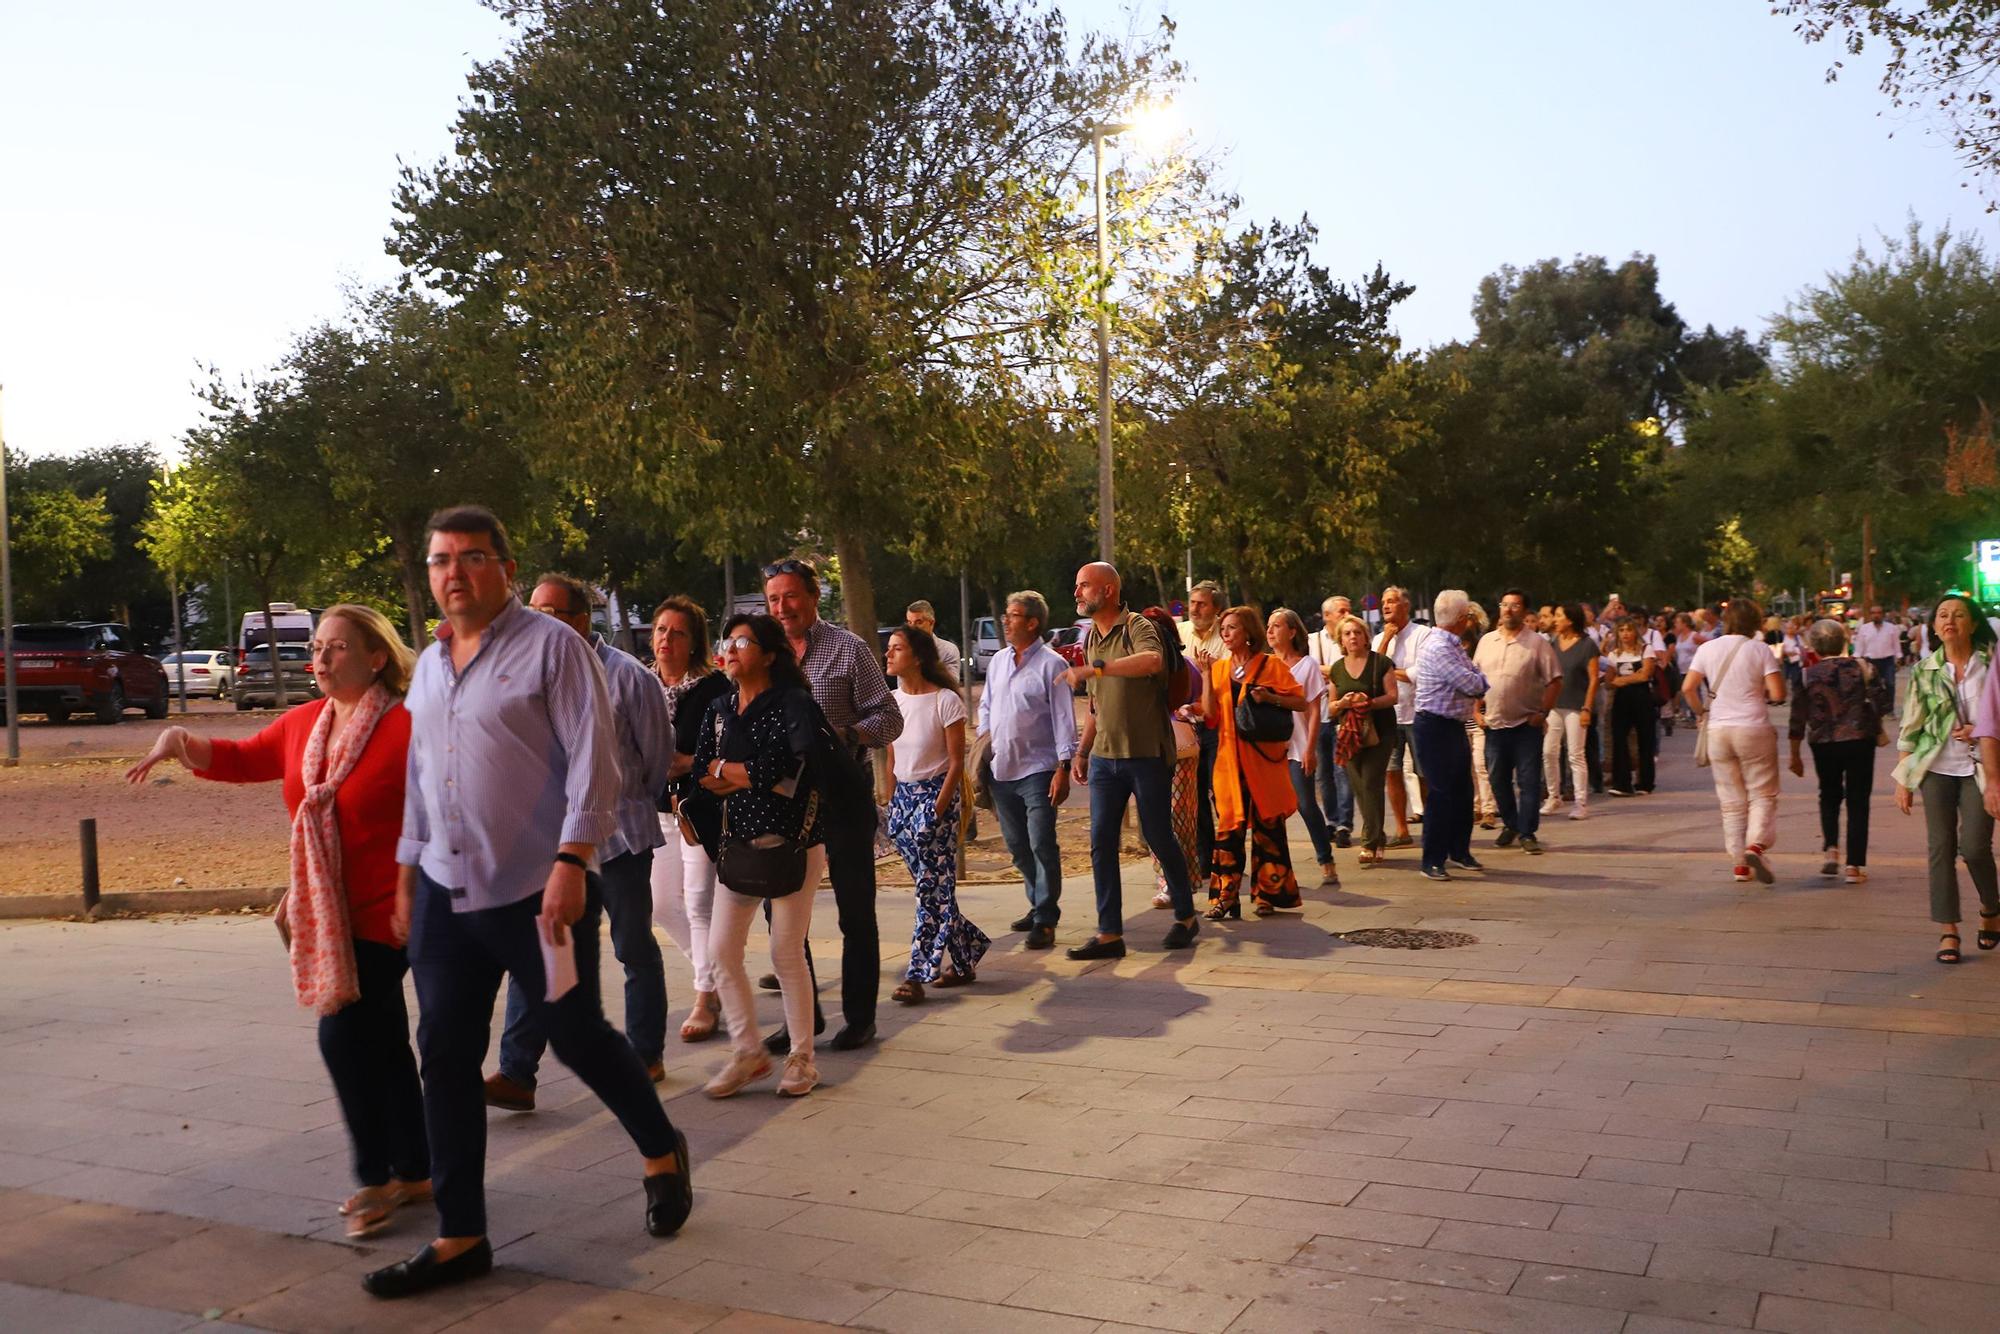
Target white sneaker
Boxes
[704,1050,772,1099]
[776,1051,819,1098]
[1569,801,1589,821]
[1540,797,1562,815]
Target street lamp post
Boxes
[0,384,17,767]
[1090,119,1133,566]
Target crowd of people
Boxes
[111,498,2000,1298]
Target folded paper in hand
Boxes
[537,916,579,1003]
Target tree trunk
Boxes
[259,593,289,710]
[607,575,640,656]
[391,523,427,649]
[831,525,879,639]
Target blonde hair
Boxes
[1332,614,1372,651]
[319,603,417,696]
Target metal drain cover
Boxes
[1334,927,1478,950]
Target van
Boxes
[235,605,318,710]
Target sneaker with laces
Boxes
[776,1051,819,1098]
[1732,866,1752,883]
[704,1050,772,1099]
[1744,844,1774,884]
[1843,865,1867,883]
[1820,852,1839,878]
[1569,801,1589,821]
[1540,797,1562,815]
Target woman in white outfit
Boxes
[648,597,733,1043]
[1682,598,1787,883]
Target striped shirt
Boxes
[592,634,672,861]
[397,597,620,912]
[1413,628,1489,721]
[797,618,903,751]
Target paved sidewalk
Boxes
[4,726,2000,1331]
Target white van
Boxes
[240,604,316,654]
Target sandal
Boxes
[1150,890,1173,909]
[934,969,975,988]
[1253,902,1275,918]
[1981,914,2000,951]
[1203,902,1239,922]
[679,993,720,1043]
[341,1179,430,1240]
[1939,932,1963,965]
[892,979,925,1004]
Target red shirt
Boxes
[197,699,410,945]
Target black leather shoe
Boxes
[827,1022,876,1051]
[757,973,780,991]
[1420,866,1452,882]
[1025,925,1056,950]
[763,1008,827,1054]
[1162,917,1200,950]
[362,1238,493,1299]
[644,1129,694,1237]
[1066,936,1126,960]
[1334,827,1352,849]
[1448,855,1484,871]
[1494,828,1518,848]
[1010,913,1036,932]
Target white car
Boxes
[160,650,235,699]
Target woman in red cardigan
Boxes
[127,604,429,1240]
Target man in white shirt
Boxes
[1377,586,1432,846]
[976,591,1078,950]
[1852,604,1902,699]
[906,601,961,682]
[1307,595,1355,846]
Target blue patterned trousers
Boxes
[889,775,989,983]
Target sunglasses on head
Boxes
[762,558,817,582]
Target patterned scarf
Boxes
[1893,646,1990,792]
[276,683,393,1015]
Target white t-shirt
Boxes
[1689,634,1780,729]
[1852,620,1901,660]
[1307,629,1341,722]
[1286,655,1327,765]
[1932,655,1987,778]
[1379,622,1432,725]
[891,686,966,783]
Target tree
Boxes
[11,489,112,600]
[1780,0,2000,204]
[393,0,1201,640]
[5,445,173,635]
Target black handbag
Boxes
[1233,654,1293,744]
[716,788,819,899]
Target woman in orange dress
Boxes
[1195,605,1306,919]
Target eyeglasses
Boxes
[426,551,494,571]
[717,635,755,655]
[762,558,817,583]
[307,640,351,657]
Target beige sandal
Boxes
[341,1178,431,1239]
[679,992,720,1042]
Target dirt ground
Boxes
[1,694,1144,897]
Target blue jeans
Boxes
[1289,759,1334,865]
[500,849,664,1083]
[1483,724,1545,838]
[990,770,1062,925]
[1411,712,1473,871]
[1315,722,1353,832]
[1088,755,1194,934]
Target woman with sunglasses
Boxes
[693,614,828,1097]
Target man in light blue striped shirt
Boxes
[1410,589,1490,883]
[489,573,674,1109]
[366,507,690,1301]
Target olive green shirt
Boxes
[1086,611,1174,762]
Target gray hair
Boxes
[1808,617,1848,658]
[1007,589,1049,632]
[1433,588,1470,627]
[1267,607,1308,652]
[1189,579,1222,601]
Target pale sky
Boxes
[0,0,1981,459]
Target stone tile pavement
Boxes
[4,726,2000,1330]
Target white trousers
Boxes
[650,814,719,993]
[1542,707,1589,804]
[708,846,824,1060]
[1707,726,1780,863]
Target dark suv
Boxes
[233,643,319,710]
[5,622,171,723]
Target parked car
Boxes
[233,643,320,710]
[1048,623,1087,668]
[160,649,235,699]
[4,622,171,723]
[967,616,1002,680]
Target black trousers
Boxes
[1811,738,1876,865]
[408,871,676,1238]
[1194,723,1220,874]
[318,937,429,1189]
[1610,684,1656,793]
[794,805,876,1033]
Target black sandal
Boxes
[1203,902,1239,922]
[1939,932,1963,965]
[1980,914,2000,951]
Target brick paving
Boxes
[3,725,2000,1330]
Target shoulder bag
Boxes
[1232,654,1293,745]
[1354,655,1383,750]
[1856,658,1892,749]
[1693,638,1750,769]
[716,788,820,898]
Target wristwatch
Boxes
[554,851,586,870]
[1091,659,1106,677]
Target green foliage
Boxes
[13,488,112,590]
[6,445,172,635]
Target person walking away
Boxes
[649,596,733,1043]
[1141,604,1202,910]
[1376,586,1432,846]
[1682,597,1787,885]
[978,591,1076,950]
[369,506,690,1299]
[1180,580,1227,880]
[1790,618,1891,884]
[1308,595,1357,848]
[1062,562,1201,957]
[1195,607,1307,917]
[1409,591,1489,881]
[1328,615,1398,867]
[763,559,903,1052]
[1540,604,1600,820]
[884,627,987,1003]
[1473,590,1561,853]
[127,605,429,1241]
[1603,618,1659,797]
[486,574,673,1110]
[1900,597,1996,963]
[1270,607,1337,886]
[694,615,830,1095]
[1853,604,1902,703]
